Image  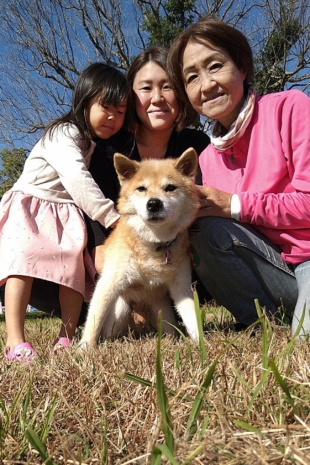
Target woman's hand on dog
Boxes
[196,185,232,218]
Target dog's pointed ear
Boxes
[175,148,198,178]
[114,153,140,183]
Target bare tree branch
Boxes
[0,0,309,148]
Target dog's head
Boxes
[114,148,200,238]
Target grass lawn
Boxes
[0,304,310,464]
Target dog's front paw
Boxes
[187,325,199,343]
[77,340,91,351]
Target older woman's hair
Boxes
[127,46,197,131]
[167,16,254,127]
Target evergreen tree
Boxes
[138,0,196,47]
[0,148,27,198]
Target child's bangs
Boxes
[98,79,129,107]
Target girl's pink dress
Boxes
[0,190,96,301]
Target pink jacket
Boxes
[199,90,310,264]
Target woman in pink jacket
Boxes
[167,16,310,338]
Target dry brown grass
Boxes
[1,307,310,464]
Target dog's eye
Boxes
[137,186,146,192]
[165,184,177,192]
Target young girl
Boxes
[0,63,133,361]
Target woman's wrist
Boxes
[230,194,240,221]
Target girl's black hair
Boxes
[45,63,134,149]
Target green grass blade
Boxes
[197,415,209,441]
[6,378,30,427]
[21,382,32,427]
[41,397,57,442]
[0,398,8,449]
[0,398,8,428]
[174,349,181,370]
[231,367,253,392]
[124,373,153,387]
[151,446,162,465]
[244,305,291,417]
[124,373,194,402]
[166,321,193,363]
[193,287,207,367]
[269,359,298,415]
[186,328,253,440]
[290,302,306,339]
[25,427,58,465]
[254,299,263,318]
[156,311,174,453]
[261,318,269,371]
[234,420,262,434]
[186,357,218,441]
[255,300,268,370]
[181,445,204,465]
[151,444,179,465]
[274,304,305,371]
[101,416,108,465]
[245,368,271,417]
[254,300,272,371]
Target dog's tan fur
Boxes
[80,148,200,345]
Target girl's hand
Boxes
[196,185,232,218]
[109,219,119,229]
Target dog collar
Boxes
[155,236,177,252]
[155,236,177,265]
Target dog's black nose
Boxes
[147,198,163,213]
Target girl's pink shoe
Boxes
[5,342,37,362]
[52,337,72,353]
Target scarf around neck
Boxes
[210,88,256,151]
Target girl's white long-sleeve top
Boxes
[11,124,120,228]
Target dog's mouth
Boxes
[147,214,166,223]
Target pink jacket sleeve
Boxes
[240,91,310,230]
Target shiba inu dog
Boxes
[80,148,200,346]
